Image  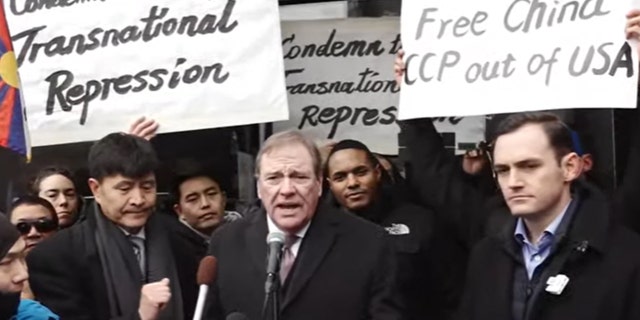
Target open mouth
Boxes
[277,203,301,210]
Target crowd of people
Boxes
[2,10,640,320]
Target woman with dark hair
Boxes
[28,166,81,229]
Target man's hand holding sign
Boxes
[626,8,640,83]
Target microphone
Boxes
[226,312,250,320]
[192,255,218,320]
[264,232,285,293]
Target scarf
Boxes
[93,206,184,320]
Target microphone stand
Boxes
[268,274,280,320]
[262,254,282,320]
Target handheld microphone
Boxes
[264,232,285,293]
[226,312,250,320]
[193,255,218,320]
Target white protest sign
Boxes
[275,18,485,155]
[399,0,638,119]
[6,0,289,146]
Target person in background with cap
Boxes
[324,139,457,320]
[0,213,59,320]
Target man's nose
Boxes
[279,177,296,195]
[27,225,41,238]
[13,258,29,284]
[129,188,146,206]
[57,194,68,207]
[200,196,212,209]
[346,174,359,188]
[507,170,524,189]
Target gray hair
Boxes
[255,130,322,178]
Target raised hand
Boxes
[394,49,406,88]
[128,116,160,141]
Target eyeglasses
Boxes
[15,219,58,235]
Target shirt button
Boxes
[533,255,542,262]
[526,287,533,296]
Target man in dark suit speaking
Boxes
[207,130,404,320]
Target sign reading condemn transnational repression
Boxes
[6,0,289,146]
[399,0,638,119]
[275,18,485,155]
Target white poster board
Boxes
[275,18,485,155]
[399,0,638,119]
[6,0,289,146]
[279,1,348,21]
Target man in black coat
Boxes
[206,131,403,320]
[26,133,197,320]
[458,112,640,320]
[324,139,456,320]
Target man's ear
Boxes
[581,154,594,173]
[173,204,182,218]
[256,181,263,200]
[561,152,582,182]
[88,178,102,204]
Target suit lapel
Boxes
[491,247,517,320]
[282,207,339,310]
[486,220,520,319]
[245,212,269,276]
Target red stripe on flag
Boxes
[0,3,11,51]
[0,82,13,145]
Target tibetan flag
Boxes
[0,1,29,161]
